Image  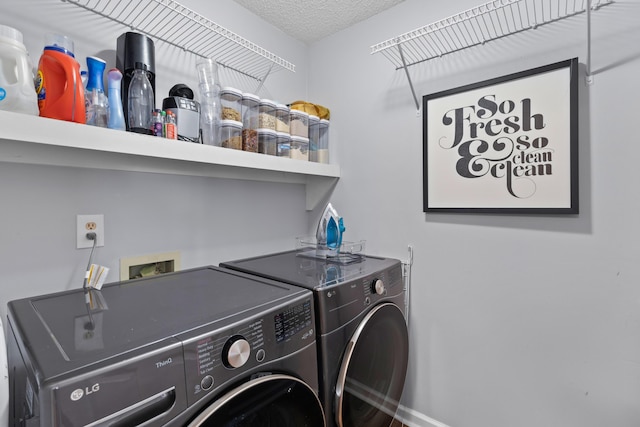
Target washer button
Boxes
[256,349,266,362]
[200,375,214,390]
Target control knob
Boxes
[223,336,251,369]
[371,278,385,295]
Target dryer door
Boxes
[187,374,325,427]
[334,303,409,427]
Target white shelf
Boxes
[0,111,340,210]
[64,0,295,83]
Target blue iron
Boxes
[316,203,345,255]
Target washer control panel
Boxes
[181,296,314,406]
[275,299,313,343]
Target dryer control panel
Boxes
[180,294,314,407]
[316,261,404,335]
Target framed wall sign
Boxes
[423,58,578,214]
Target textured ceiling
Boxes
[233,0,405,44]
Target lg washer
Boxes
[7,266,325,427]
[221,249,409,427]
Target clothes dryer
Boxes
[222,250,409,427]
[7,266,324,427]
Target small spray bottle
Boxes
[85,56,109,127]
[107,68,125,131]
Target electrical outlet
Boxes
[77,214,104,249]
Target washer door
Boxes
[187,374,325,427]
[335,303,409,427]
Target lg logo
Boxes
[70,383,100,401]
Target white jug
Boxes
[0,25,38,115]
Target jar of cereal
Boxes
[275,103,290,133]
[220,119,243,150]
[241,93,260,152]
[220,87,242,121]
[289,109,309,138]
[318,119,330,164]
[308,114,320,162]
[258,128,277,156]
[276,131,291,157]
[290,136,309,161]
[258,99,277,130]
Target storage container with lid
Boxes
[290,136,309,161]
[241,92,260,152]
[276,131,291,158]
[257,128,277,156]
[308,114,320,162]
[220,119,243,150]
[318,119,330,164]
[220,87,242,121]
[275,103,290,133]
[258,98,277,130]
[289,109,309,138]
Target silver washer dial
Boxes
[224,337,251,369]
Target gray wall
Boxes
[308,0,640,426]
[0,0,311,310]
[3,1,640,427]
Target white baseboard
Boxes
[395,405,452,427]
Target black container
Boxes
[116,32,156,130]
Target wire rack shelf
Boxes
[64,0,295,83]
[370,0,612,111]
[370,0,611,70]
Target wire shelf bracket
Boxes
[371,0,612,109]
[62,0,296,83]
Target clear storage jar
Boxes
[241,92,260,152]
[290,136,309,161]
[275,103,290,133]
[258,128,277,156]
[289,109,309,138]
[220,87,242,121]
[276,131,291,157]
[258,99,277,130]
[220,119,243,150]
[308,114,320,162]
[318,119,330,164]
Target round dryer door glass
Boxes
[335,303,409,427]
[187,374,325,427]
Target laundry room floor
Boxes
[391,419,406,427]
